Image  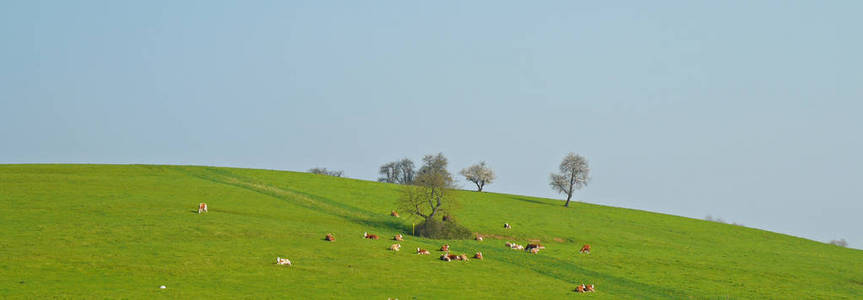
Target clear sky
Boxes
[2,1,861,248]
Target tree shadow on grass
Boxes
[510,196,559,207]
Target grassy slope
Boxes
[0,164,861,299]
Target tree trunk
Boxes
[564,192,572,207]
[477,183,483,192]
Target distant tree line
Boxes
[308,167,343,177]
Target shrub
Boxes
[830,239,848,247]
[415,219,472,239]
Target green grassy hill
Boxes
[1,164,861,298]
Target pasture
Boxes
[1,164,861,298]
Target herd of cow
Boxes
[200,204,595,293]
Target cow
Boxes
[457,254,469,261]
[474,252,483,260]
[394,234,404,241]
[391,211,400,217]
[504,223,511,229]
[475,235,483,241]
[505,241,512,248]
[325,233,335,241]
[529,247,540,254]
[198,203,208,214]
[525,243,545,251]
[440,244,450,251]
[447,253,460,261]
[389,244,401,251]
[575,284,585,293]
[440,254,451,261]
[417,248,430,255]
[586,284,595,292]
[579,244,591,254]
[363,232,379,240]
[276,257,291,266]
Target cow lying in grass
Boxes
[475,235,483,241]
[325,233,335,241]
[440,253,467,261]
[580,244,591,254]
[417,248,430,255]
[389,244,401,251]
[529,247,540,254]
[525,243,545,251]
[363,232,379,240]
[473,252,483,260]
[276,257,291,266]
[440,244,450,251]
[505,242,524,250]
[198,203,208,214]
[394,234,404,241]
[504,223,511,229]
[391,211,399,217]
[575,284,595,293]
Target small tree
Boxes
[460,161,495,192]
[378,162,399,183]
[830,239,848,247]
[378,158,415,184]
[308,167,343,177]
[549,153,590,207]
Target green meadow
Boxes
[1,164,861,298]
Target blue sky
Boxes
[2,1,861,248]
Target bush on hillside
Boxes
[415,219,472,239]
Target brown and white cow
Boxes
[276,257,291,266]
[440,244,450,251]
[475,235,483,241]
[417,248,430,255]
[325,233,335,241]
[391,211,400,217]
[198,203,208,213]
[579,244,591,254]
[529,247,540,254]
[394,234,404,241]
[363,232,379,240]
[389,243,401,251]
[474,252,483,260]
[525,243,545,251]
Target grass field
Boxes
[1,164,861,298]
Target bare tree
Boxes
[460,161,495,192]
[549,153,590,207]
[378,162,399,183]
[830,238,848,247]
[398,153,456,221]
[396,158,415,184]
[378,158,415,184]
[308,167,343,177]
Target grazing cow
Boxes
[579,244,591,254]
[325,233,335,241]
[474,252,483,260]
[575,284,585,293]
[389,244,401,251]
[440,244,450,252]
[529,247,540,254]
[504,223,511,229]
[276,257,291,266]
[394,234,404,241]
[198,203,208,214]
[475,235,483,241]
[586,284,595,292]
[363,232,379,240]
[417,248,430,255]
[391,211,400,217]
